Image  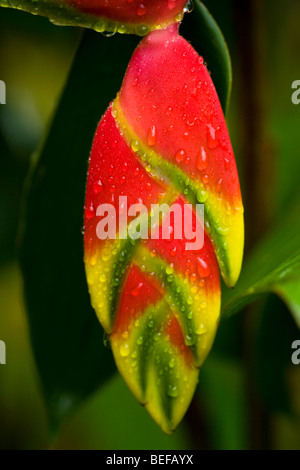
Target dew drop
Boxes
[166,265,174,276]
[131,282,143,297]
[175,149,186,163]
[170,247,177,257]
[85,203,95,220]
[224,157,230,170]
[184,0,194,13]
[93,179,103,194]
[167,384,179,398]
[207,124,218,149]
[131,140,140,152]
[120,342,130,357]
[185,334,195,346]
[169,358,175,368]
[135,24,149,35]
[197,147,208,171]
[196,189,208,203]
[137,3,147,16]
[197,257,211,278]
[117,24,127,34]
[147,125,157,147]
[196,323,208,335]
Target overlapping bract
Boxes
[0,0,189,35]
[84,26,244,433]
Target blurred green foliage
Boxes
[0,0,300,450]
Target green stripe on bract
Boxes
[112,313,198,433]
[128,299,170,397]
[148,336,198,433]
[109,238,137,328]
[134,246,205,364]
[108,190,179,328]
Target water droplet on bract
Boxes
[120,342,130,357]
[131,283,143,297]
[207,124,218,149]
[85,203,95,220]
[135,24,149,35]
[184,0,194,13]
[102,29,116,38]
[197,147,208,171]
[175,149,186,163]
[195,323,208,335]
[116,23,126,33]
[93,179,103,194]
[137,336,144,346]
[131,140,140,153]
[197,258,211,278]
[202,174,209,185]
[185,334,195,346]
[224,157,231,170]
[166,265,174,276]
[170,247,177,257]
[169,358,175,368]
[167,384,179,398]
[137,3,147,16]
[147,125,157,147]
[196,189,208,203]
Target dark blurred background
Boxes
[0,0,300,449]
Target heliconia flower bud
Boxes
[0,0,190,36]
[84,26,244,433]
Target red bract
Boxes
[84,26,244,433]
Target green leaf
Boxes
[180,0,232,114]
[222,199,300,328]
[19,30,140,431]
